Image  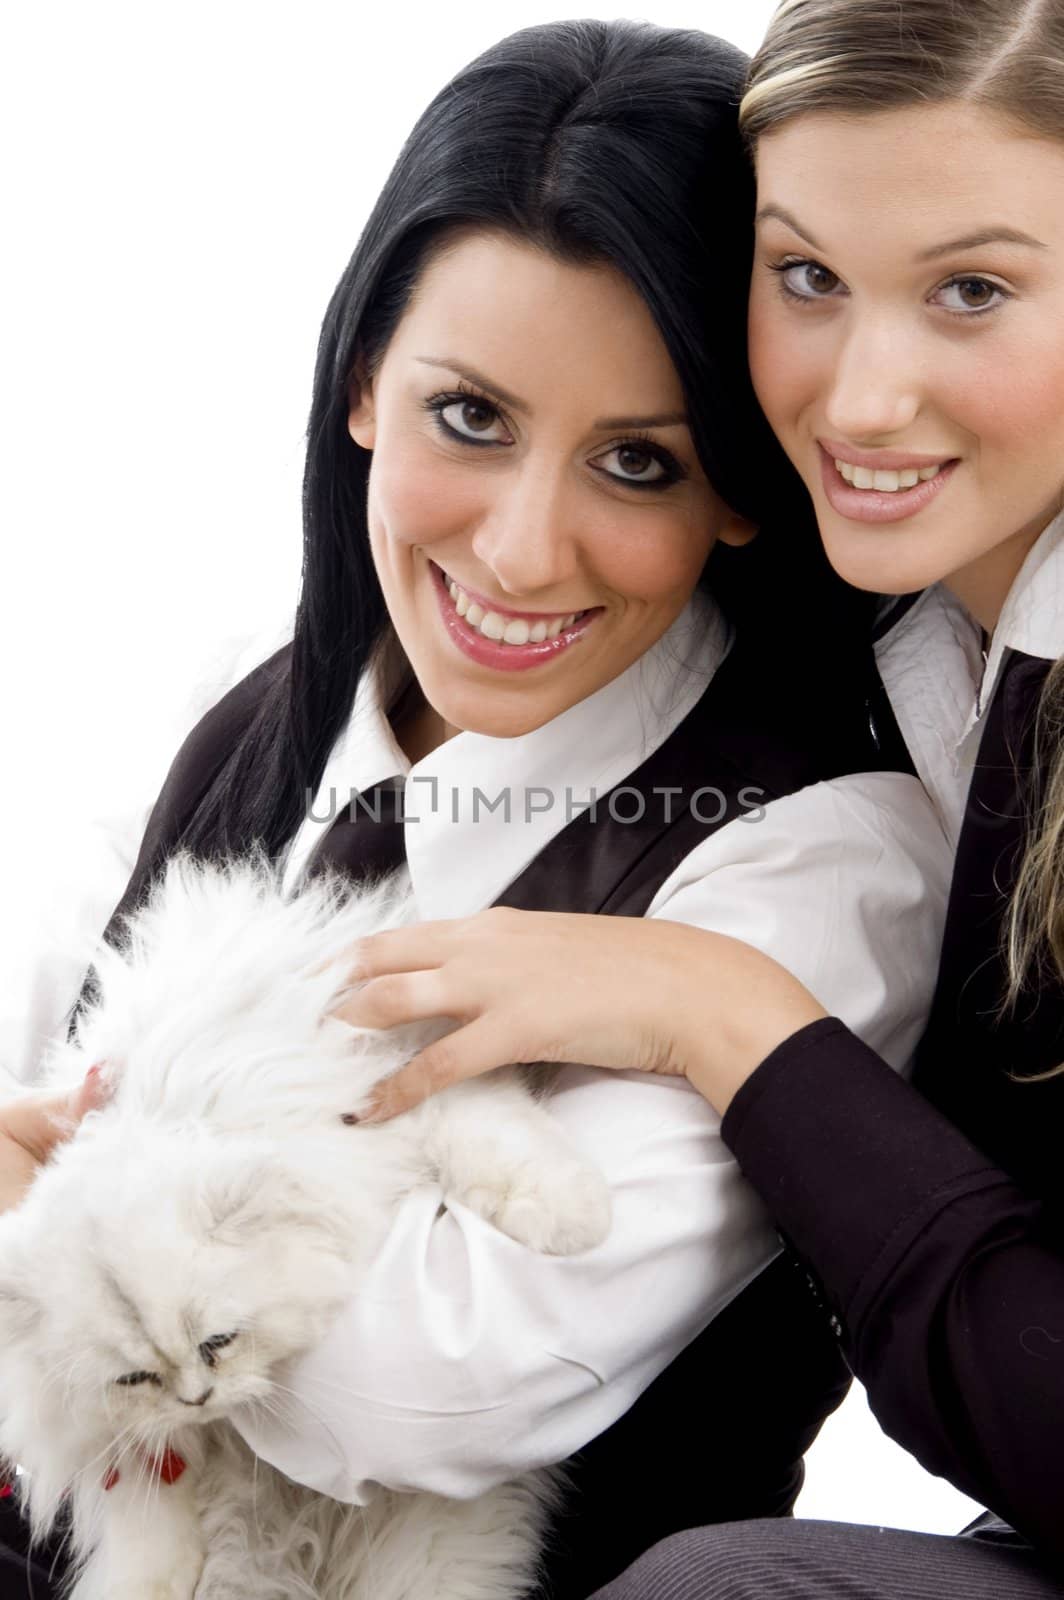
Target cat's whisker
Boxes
[39,1347,90,1405]
[68,1418,144,1504]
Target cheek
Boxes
[962,354,1064,459]
[747,291,810,438]
[369,441,486,552]
[600,508,713,602]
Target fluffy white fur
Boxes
[0,856,612,1599]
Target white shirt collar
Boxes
[876,508,1064,848]
[963,508,1064,743]
[283,592,730,915]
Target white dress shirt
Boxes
[875,507,1064,843]
[2,591,951,1501]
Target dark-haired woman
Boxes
[344,4,1064,1597]
[0,20,948,1599]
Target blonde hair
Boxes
[743,0,1064,1024]
[1006,658,1064,1016]
[741,0,1064,144]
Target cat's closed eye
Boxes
[198,1331,239,1368]
[114,1370,162,1388]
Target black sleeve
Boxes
[720,1016,1064,1565]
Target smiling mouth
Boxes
[832,457,947,494]
[433,562,596,646]
[816,444,959,525]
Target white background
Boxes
[3,1,979,1537]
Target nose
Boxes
[469,458,580,599]
[177,1386,214,1407]
[824,312,923,442]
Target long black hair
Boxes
[182,19,872,860]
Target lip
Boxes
[429,560,601,672]
[817,437,957,472]
[817,444,958,526]
[435,564,586,622]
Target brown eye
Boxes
[955,278,1000,309]
[459,400,495,433]
[617,446,656,479]
[592,439,682,490]
[805,264,838,293]
[933,275,1008,315]
[775,259,844,302]
[431,393,511,444]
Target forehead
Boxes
[755,102,1064,255]
[385,230,683,403]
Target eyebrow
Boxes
[415,357,688,431]
[915,227,1047,260]
[754,205,823,249]
[756,205,1046,260]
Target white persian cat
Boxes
[0,856,612,1599]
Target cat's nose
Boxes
[177,1386,214,1407]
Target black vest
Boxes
[913,648,1064,1204]
[83,634,911,1599]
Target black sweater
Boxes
[721,647,1064,1563]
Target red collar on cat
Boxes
[103,1447,186,1490]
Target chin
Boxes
[446,700,559,739]
[816,528,935,599]
[427,674,575,739]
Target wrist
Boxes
[676,941,827,1115]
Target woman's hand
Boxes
[332,909,827,1120]
[0,1067,109,1214]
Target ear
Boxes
[347,358,377,451]
[715,506,759,548]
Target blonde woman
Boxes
[344,1,1064,1593]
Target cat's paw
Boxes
[461,1161,612,1254]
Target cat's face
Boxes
[0,1120,354,1449]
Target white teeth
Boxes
[441,570,589,645]
[834,458,944,492]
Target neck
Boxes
[388,681,456,763]
[944,516,1054,633]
